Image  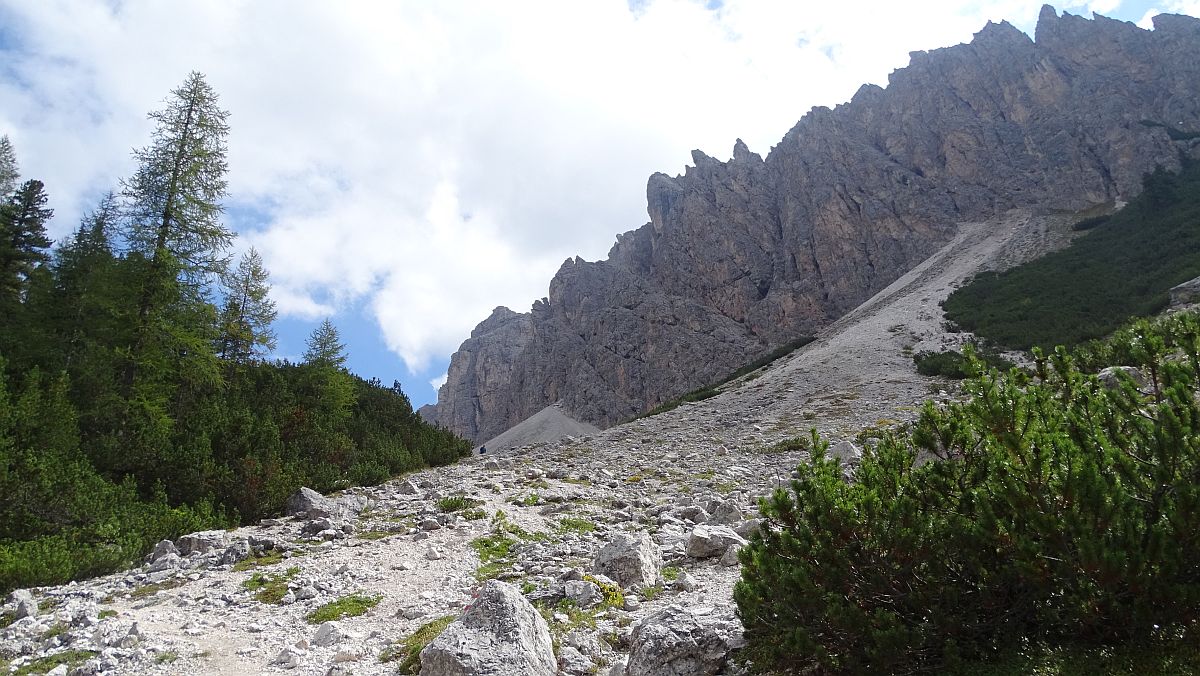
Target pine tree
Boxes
[216,248,277,363]
[0,179,53,302]
[0,135,18,197]
[303,318,348,368]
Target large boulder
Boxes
[285,487,338,519]
[626,605,729,676]
[419,580,556,676]
[175,530,231,556]
[685,525,747,559]
[593,533,662,589]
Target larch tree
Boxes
[303,318,348,368]
[216,247,277,363]
[122,71,233,294]
[120,71,231,391]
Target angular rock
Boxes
[829,440,862,464]
[685,525,747,559]
[1098,365,1150,391]
[149,539,179,562]
[419,580,556,676]
[221,540,252,565]
[148,553,182,573]
[558,646,596,676]
[626,605,728,676]
[563,580,603,610]
[286,487,337,519]
[313,621,344,648]
[176,530,231,556]
[593,533,662,589]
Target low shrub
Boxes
[736,312,1200,674]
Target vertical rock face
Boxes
[432,7,1200,442]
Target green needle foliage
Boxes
[736,311,1200,674]
[0,77,471,593]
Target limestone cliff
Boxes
[432,7,1200,442]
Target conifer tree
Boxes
[0,135,18,197]
[122,71,233,289]
[303,318,348,368]
[216,247,277,363]
[0,179,53,302]
[120,71,231,392]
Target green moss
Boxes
[662,566,681,582]
[97,609,117,620]
[305,593,381,624]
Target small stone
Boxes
[274,647,304,669]
[313,621,344,648]
[426,547,445,561]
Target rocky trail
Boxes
[1,210,1073,675]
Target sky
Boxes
[0,0,1195,408]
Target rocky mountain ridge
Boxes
[430,6,1200,442]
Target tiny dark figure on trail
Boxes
[479,445,487,455]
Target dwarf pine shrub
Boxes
[735,311,1200,674]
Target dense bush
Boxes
[943,158,1200,350]
[735,311,1200,674]
[913,343,1015,379]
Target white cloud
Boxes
[0,0,1190,373]
[430,373,448,393]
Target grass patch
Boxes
[662,566,681,582]
[41,623,68,640]
[461,508,488,521]
[642,585,663,601]
[97,609,117,620]
[155,651,180,664]
[13,651,96,675]
[382,615,456,674]
[231,551,285,571]
[0,610,15,629]
[356,530,396,541]
[305,593,381,624]
[436,495,484,513]
[469,533,518,582]
[558,518,596,535]
[129,577,187,600]
[241,566,300,604]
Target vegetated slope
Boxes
[432,8,1200,443]
[944,158,1200,350]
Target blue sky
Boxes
[0,0,1194,409]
